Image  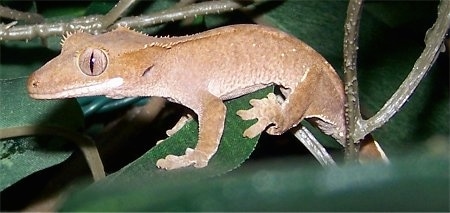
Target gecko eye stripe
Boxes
[89,52,95,74]
[79,48,108,76]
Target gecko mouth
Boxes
[28,77,124,99]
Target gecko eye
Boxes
[78,48,108,76]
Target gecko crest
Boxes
[60,31,74,46]
[60,29,87,47]
[113,25,147,36]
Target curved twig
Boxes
[0,125,105,181]
[292,127,337,167]
[356,0,450,140]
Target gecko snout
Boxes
[27,72,40,88]
[27,72,44,99]
[29,79,39,88]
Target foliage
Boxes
[0,0,448,211]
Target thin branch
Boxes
[101,0,137,30]
[343,0,364,162]
[355,0,450,140]
[292,127,336,167]
[0,0,136,40]
[0,1,243,41]
[113,0,242,28]
[0,5,44,24]
[0,15,102,41]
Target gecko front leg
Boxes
[156,93,226,170]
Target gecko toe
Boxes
[237,109,256,120]
[156,155,191,170]
[238,93,283,138]
[242,118,271,138]
[156,148,208,170]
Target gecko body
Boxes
[28,24,346,169]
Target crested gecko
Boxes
[27,24,347,170]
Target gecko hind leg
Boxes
[270,68,345,143]
[237,90,311,137]
[237,70,328,138]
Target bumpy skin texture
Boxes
[28,24,345,170]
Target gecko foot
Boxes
[156,148,208,170]
[236,93,283,138]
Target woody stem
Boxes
[343,0,364,162]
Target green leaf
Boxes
[1,1,448,211]
[58,87,273,210]
[0,77,83,129]
[0,137,71,191]
[260,1,348,65]
[84,1,116,16]
[37,2,90,19]
[61,155,449,211]
[0,44,84,191]
[97,87,273,184]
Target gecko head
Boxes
[28,27,161,99]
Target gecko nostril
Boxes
[32,80,39,88]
